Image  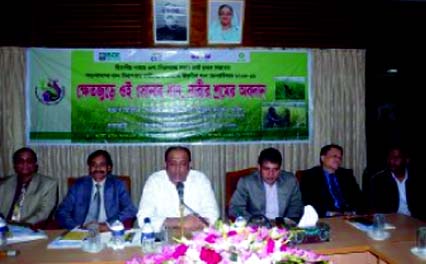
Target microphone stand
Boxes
[179,198,184,238]
[176,182,185,238]
[182,201,209,227]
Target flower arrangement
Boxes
[126,221,331,264]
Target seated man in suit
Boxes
[56,150,137,231]
[229,147,303,223]
[299,144,364,217]
[0,147,58,226]
[137,146,219,232]
[370,146,425,221]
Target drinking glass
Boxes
[416,227,426,253]
[372,213,385,234]
[82,222,103,253]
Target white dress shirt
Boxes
[263,182,279,219]
[137,169,219,232]
[391,170,411,216]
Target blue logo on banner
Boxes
[98,52,121,61]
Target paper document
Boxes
[47,228,88,249]
[61,230,88,241]
[48,228,141,249]
[346,216,396,232]
[6,225,47,245]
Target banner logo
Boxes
[98,51,121,61]
[35,79,65,105]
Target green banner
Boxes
[28,49,311,144]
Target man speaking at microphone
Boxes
[137,146,219,232]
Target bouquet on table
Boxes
[126,221,331,264]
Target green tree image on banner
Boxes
[27,48,311,144]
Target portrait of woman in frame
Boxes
[208,0,244,44]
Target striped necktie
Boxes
[11,183,27,222]
[327,173,346,210]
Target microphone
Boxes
[176,182,185,238]
[176,182,184,204]
[184,205,210,226]
[175,182,209,227]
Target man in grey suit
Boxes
[0,147,58,225]
[229,147,303,223]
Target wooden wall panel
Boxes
[1,0,425,48]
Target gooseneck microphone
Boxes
[176,182,184,204]
[175,182,209,226]
[176,181,185,237]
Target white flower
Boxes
[185,247,201,262]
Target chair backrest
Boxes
[295,170,304,183]
[67,175,132,195]
[225,167,257,216]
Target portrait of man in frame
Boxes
[153,0,189,44]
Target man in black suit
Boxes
[370,146,425,221]
[299,144,364,217]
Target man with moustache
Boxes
[299,144,364,217]
[56,150,137,231]
[0,147,57,226]
[137,146,219,232]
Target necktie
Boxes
[93,184,101,221]
[327,174,346,210]
[11,184,27,222]
[86,184,101,223]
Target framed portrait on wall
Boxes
[208,0,244,44]
[153,0,189,44]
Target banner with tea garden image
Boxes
[27,48,311,144]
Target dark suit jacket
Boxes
[370,168,425,221]
[56,175,137,229]
[228,171,304,222]
[156,26,187,41]
[299,166,364,217]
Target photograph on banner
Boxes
[208,0,244,44]
[153,0,189,44]
[274,76,306,100]
[262,102,307,135]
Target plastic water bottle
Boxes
[141,217,155,253]
[234,216,247,229]
[110,220,125,250]
[0,216,7,248]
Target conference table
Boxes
[1,214,425,263]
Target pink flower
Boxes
[125,255,144,264]
[280,243,288,251]
[172,244,189,259]
[257,227,270,240]
[200,247,222,264]
[128,221,330,264]
[266,238,275,254]
[205,234,219,243]
[227,230,237,237]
